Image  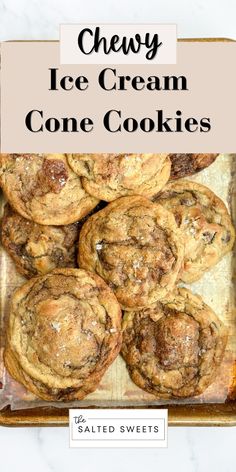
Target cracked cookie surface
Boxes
[1,203,80,278]
[67,153,171,201]
[4,268,122,401]
[169,154,218,180]
[155,181,235,282]
[78,196,184,310]
[0,154,99,225]
[122,288,227,398]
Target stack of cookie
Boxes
[0,153,234,401]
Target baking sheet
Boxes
[0,154,235,410]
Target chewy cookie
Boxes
[79,196,183,310]
[4,269,122,401]
[67,153,171,201]
[1,203,80,278]
[170,154,218,180]
[155,181,235,282]
[122,288,227,398]
[0,154,99,225]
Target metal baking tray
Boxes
[0,154,235,426]
[0,39,235,426]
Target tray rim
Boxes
[0,39,235,427]
[0,402,236,427]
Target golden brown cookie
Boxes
[122,288,227,398]
[4,268,122,401]
[170,154,218,180]
[155,181,235,282]
[0,154,99,225]
[79,196,184,310]
[1,203,80,278]
[67,153,171,201]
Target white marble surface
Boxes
[0,0,236,40]
[0,425,235,471]
[0,0,235,470]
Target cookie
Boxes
[155,181,235,282]
[4,269,122,401]
[78,196,184,310]
[0,154,99,225]
[170,154,218,180]
[122,288,227,398]
[1,203,80,278]
[67,153,171,201]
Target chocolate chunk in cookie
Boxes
[170,154,218,180]
[0,154,99,225]
[155,181,235,282]
[67,153,171,201]
[79,195,184,310]
[122,288,227,398]
[4,269,122,401]
[1,203,81,278]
